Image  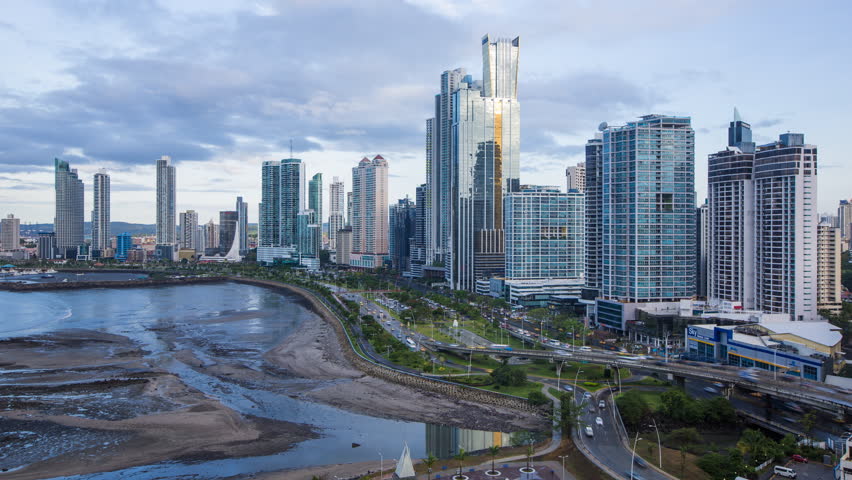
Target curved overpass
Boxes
[430,343,852,417]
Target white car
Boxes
[584,426,594,437]
[583,392,592,399]
[595,416,603,426]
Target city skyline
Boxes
[1,2,851,224]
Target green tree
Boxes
[800,410,817,445]
[665,427,701,446]
[557,393,587,435]
[527,391,548,406]
[615,389,651,428]
[679,446,686,478]
[422,453,437,480]
[453,448,467,479]
[697,450,747,480]
[487,445,500,474]
[525,443,535,471]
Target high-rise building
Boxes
[336,226,352,265]
[1,214,21,251]
[350,155,389,268]
[838,199,852,251]
[389,197,416,272]
[328,177,345,250]
[156,155,176,247]
[817,223,842,314]
[205,219,219,252]
[235,197,248,255]
[91,170,110,254]
[589,115,696,331]
[54,158,84,257]
[196,224,206,253]
[565,162,586,193]
[753,133,818,321]
[179,210,198,251]
[308,173,322,253]
[505,186,584,279]
[259,158,304,249]
[260,161,281,247]
[448,35,521,291]
[219,211,238,254]
[37,232,56,260]
[584,134,603,296]
[696,201,709,299]
[708,111,756,308]
[297,210,319,258]
[115,232,132,261]
[347,192,353,227]
[423,117,436,264]
[410,184,429,277]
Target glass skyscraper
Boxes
[259,158,305,249]
[588,115,696,329]
[54,157,84,258]
[235,197,248,254]
[448,34,520,291]
[389,197,416,272]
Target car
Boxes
[791,454,808,463]
[703,386,719,394]
[562,385,573,392]
[584,392,592,399]
[598,400,606,409]
[712,382,724,388]
[595,416,603,426]
[584,426,594,437]
[588,405,596,413]
[633,456,647,468]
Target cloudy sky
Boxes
[1,0,850,224]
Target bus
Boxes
[489,344,512,351]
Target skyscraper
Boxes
[235,197,248,255]
[328,177,345,250]
[350,155,389,268]
[590,115,696,330]
[708,112,756,308]
[389,197,416,272]
[156,155,176,247]
[410,184,429,277]
[115,232,132,261]
[1,214,20,251]
[37,232,56,260]
[54,158,84,258]
[308,173,322,252]
[259,158,304,249]
[260,160,281,247]
[753,133,818,321]
[838,199,852,251]
[205,219,219,252]
[448,35,520,291]
[584,134,603,296]
[565,162,586,193]
[347,192,353,227]
[92,169,110,254]
[179,210,198,251]
[219,211,238,254]
[817,223,842,314]
[696,201,709,299]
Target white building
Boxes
[817,223,842,314]
[328,177,345,250]
[179,210,198,252]
[91,169,110,253]
[155,155,176,246]
[565,162,585,193]
[350,155,388,268]
[0,214,20,251]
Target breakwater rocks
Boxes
[0,275,228,292]
[231,277,543,415]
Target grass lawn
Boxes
[622,376,672,387]
[476,380,545,399]
[635,438,710,480]
[617,389,665,412]
[522,362,630,383]
[440,351,502,370]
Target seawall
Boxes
[0,275,228,292]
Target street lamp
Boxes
[556,361,565,391]
[648,419,662,468]
[377,450,384,479]
[630,432,642,479]
[573,369,584,406]
[557,454,568,480]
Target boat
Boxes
[41,274,55,279]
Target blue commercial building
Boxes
[115,232,132,261]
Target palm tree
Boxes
[453,448,467,479]
[525,443,535,471]
[422,453,437,480]
[487,445,500,474]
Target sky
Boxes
[1,0,851,225]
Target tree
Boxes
[615,390,651,428]
[422,453,437,480]
[490,364,526,387]
[557,393,587,435]
[524,443,535,471]
[527,391,548,406]
[487,445,500,474]
[453,448,467,479]
[665,427,701,446]
[697,450,747,480]
[800,410,817,445]
[679,446,687,478]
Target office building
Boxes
[329,177,345,250]
[389,197,416,272]
[115,232,132,261]
[347,192,353,227]
[235,197,248,255]
[817,223,842,314]
[91,169,110,254]
[589,115,696,331]
[336,227,353,265]
[350,155,389,269]
[308,173,322,254]
[423,117,437,264]
[410,184,429,277]
[54,158,85,258]
[584,134,603,296]
[448,35,521,291]
[500,185,584,304]
[260,160,281,247]
[753,133,818,321]
[179,210,198,251]
[204,219,219,253]
[156,155,176,247]
[126,247,146,264]
[839,199,852,252]
[297,210,320,259]
[565,162,585,193]
[1,214,20,251]
[696,201,709,298]
[258,158,305,264]
[37,232,56,260]
[219,211,238,254]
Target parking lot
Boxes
[759,459,835,479]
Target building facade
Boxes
[817,223,842,314]
[589,115,696,330]
[839,199,852,252]
[236,197,248,255]
[218,211,238,254]
[91,169,110,254]
[115,232,132,261]
[37,232,56,260]
[54,158,85,257]
[584,134,603,296]
[753,133,818,321]
[389,197,416,273]
[449,35,521,291]
[328,176,345,250]
[260,160,281,247]
[565,162,586,193]
[179,210,198,252]
[696,201,709,298]
[1,214,20,251]
[259,158,304,249]
[308,173,322,254]
[350,155,389,268]
[155,155,176,247]
[336,226,352,265]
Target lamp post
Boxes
[664,331,670,364]
[573,369,584,406]
[378,450,384,479]
[649,418,662,468]
[556,361,565,391]
[630,432,642,479]
[558,455,568,480]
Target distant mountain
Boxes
[20,222,157,236]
